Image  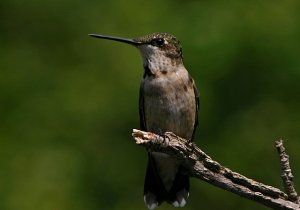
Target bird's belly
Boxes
[143,79,196,140]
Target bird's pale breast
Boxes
[142,68,196,140]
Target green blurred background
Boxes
[1,0,300,209]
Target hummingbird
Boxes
[89,32,199,209]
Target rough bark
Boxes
[132,129,300,210]
[276,140,300,204]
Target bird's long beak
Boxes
[88,34,142,46]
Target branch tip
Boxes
[275,139,299,204]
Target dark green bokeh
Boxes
[1,0,300,209]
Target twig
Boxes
[132,129,300,210]
[275,139,300,203]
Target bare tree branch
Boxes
[132,129,300,210]
[275,139,300,204]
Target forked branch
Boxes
[132,129,300,210]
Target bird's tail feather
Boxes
[143,155,189,209]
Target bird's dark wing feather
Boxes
[139,83,147,131]
[191,78,199,141]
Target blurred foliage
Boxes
[1,0,300,210]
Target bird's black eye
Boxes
[151,38,165,47]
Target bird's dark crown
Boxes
[134,32,183,59]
